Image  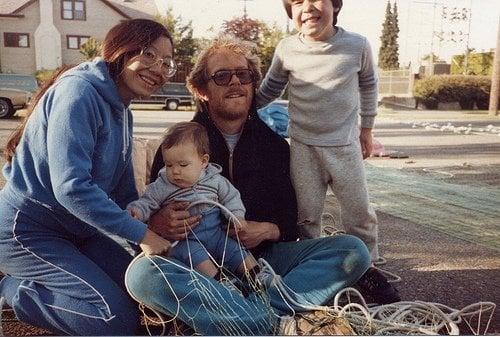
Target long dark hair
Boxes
[4,19,173,163]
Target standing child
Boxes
[256,0,400,304]
[127,122,260,288]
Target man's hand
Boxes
[148,201,201,241]
[139,229,171,256]
[229,220,280,249]
[360,127,373,159]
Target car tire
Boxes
[166,100,179,111]
[0,98,15,119]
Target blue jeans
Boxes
[0,197,139,335]
[125,234,370,335]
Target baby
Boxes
[128,122,259,284]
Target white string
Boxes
[125,200,276,335]
[250,262,496,335]
[0,296,4,337]
[124,201,495,336]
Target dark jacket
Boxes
[151,106,299,256]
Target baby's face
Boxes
[162,142,209,188]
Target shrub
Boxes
[35,69,57,86]
[413,75,491,110]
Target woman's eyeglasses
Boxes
[139,47,177,78]
[209,69,254,86]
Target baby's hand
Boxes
[128,207,140,220]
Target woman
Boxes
[0,19,174,335]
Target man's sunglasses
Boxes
[209,69,254,86]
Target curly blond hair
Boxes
[186,34,262,101]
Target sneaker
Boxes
[255,268,275,289]
[255,259,281,289]
[355,267,400,305]
[220,277,243,296]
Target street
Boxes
[0,107,499,334]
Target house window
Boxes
[4,33,30,48]
[67,35,90,49]
[62,0,86,20]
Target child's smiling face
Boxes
[291,0,336,41]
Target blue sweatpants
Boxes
[0,197,139,335]
[125,234,371,335]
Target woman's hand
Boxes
[139,229,171,256]
[148,201,201,241]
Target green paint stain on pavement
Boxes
[366,164,500,251]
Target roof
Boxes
[0,0,159,18]
[107,0,159,19]
[0,0,36,15]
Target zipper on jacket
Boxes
[204,110,249,183]
[228,151,234,181]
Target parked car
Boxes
[0,74,38,118]
[132,82,194,110]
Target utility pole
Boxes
[240,0,253,19]
[413,0,443,75]
[489,16,500,116]
[430,0,437,75]
[463,0,472,75]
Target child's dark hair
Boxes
[282,0,343,26]
[161,122,210,157]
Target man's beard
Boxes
[216,108,248,121]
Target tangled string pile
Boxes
[329,288,496,335]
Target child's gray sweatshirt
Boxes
[127,163,245,222]
[256,27,378,146]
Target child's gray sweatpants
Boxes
[290,138,379,261]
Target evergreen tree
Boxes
[378,1,400,70]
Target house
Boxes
[0,0,162,75]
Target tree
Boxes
[80,38,101,60]
[221,16,285,76]
[155,8,197,68]
[257,23,285,75]
[378,1,400,70]
[222,16,262,43]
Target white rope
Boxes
[124,201,495,336]
[330,288,496,335]
[0,296,4,337]
[125,200,276,335]
[247,261,496,336]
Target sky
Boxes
[155,0,500,70]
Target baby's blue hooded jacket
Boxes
[1,58,147,244]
